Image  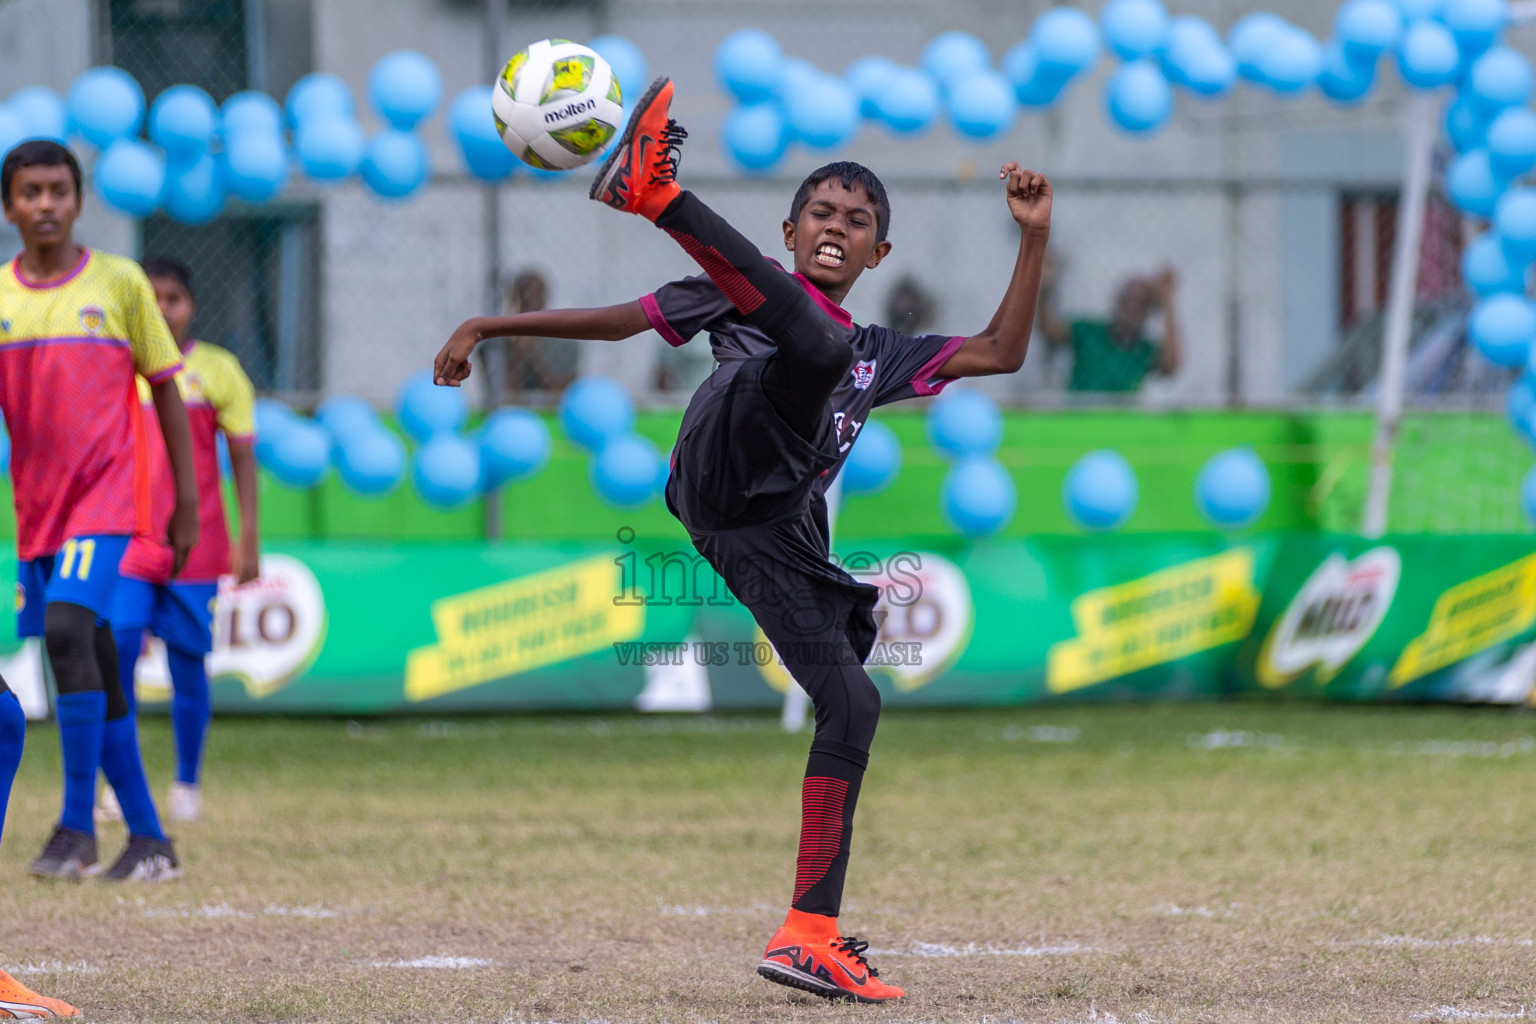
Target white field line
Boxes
[3,961,98,975]
[1344,935,1535,948]
[869,940,1102,958]
[1414,1008,1533,1020]
[370,955,496,969]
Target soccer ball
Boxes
[492,39,624,171]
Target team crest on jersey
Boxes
[79,304,106,336]
[851,359,877,390]
[0,319,11,333]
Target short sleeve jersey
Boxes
[643,273,965,483]
[126,340,256,584]
[0,249,183,560]
[1067,319,1160,392]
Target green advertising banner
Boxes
[2,534,1532,717]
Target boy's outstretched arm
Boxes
[936,164,1052,378]
[149,379,200,576]
[434,301,652,387]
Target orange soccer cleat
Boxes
[0,967,80,1019]
[588,76,687,222]
[757,908,905,1003]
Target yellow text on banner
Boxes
[1389,553,1536,688]
[1047,549,1260,694]
[405,556,643,702]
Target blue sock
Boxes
[168,647,210,787]
[56,691,105,834]
[0,689,25,843]
[100,714,164,841]
[113,628,143,717]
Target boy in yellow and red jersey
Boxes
[108,256,257,826]
[0,140,199,890]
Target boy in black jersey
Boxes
[434,77,1052,1003]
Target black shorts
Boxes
[666,354,839,531]
[666,355,878,660]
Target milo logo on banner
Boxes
[1257,547,1400,687]
[134,554,328,702]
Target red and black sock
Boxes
[792,739,868,918]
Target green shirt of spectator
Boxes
[1039,262,1182,392]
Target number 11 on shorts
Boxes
[58,538,96,581]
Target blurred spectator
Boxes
[503,271,578,396]
[1038,259,1182,392]
[885,274,938,335]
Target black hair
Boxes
[141,256,194,298]
[789,161,891,242]
[1,140,83,206]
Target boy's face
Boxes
[150,275,196,345]
[3,164,81,250]
[783,180,891,296]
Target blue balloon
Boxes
[224,131,288,203]
[7,87,68,142]
[368,51,442,131]
[1442,0,1507,53]
[286,73,354,127]
[714,30,784,104]
[1318,41,1376,101]
[1229,13,1290,80]
[590,434,661,508]
[656,450,673,496]
[560,376,635,452]
[843,419,902,496]
[1100,0,1170,61]
[1336,0,1405,58]
[413,434,482,509]
[1468,46,1534,109]
[1447,149,1507,217]
[589,36,648,105]
[1470,294,1536,366]
[67,67,144,148]
[1445,96,1491,151]
[1002,43,1070,106]
[927,391,1004,459]
[1394,0,1444,19]
[95,138,165,218]
[942,457,1017,537]
[480,408,552,488]
[221,91,284,139]
[877,68,941,133]
[263,419,331,489]
[784,73,859,149]
[315,394,379,446]
[1495,187,1536,260]
[361,130,428,200]
[1259,27,1323,92]
[296,114,365,181]
[1195,448,1271,528]
[1106,60,1173,133]
[0,108,30,161]
[846,56,899,119]
[723,103,788,171]
[448,86,518,181]
[397,371,467,442]
[1064,450,1138,530]
[948,70,1017,139]
[149,85,217,159]
[1506,374,1536,438]
[1463,233,1529,294]
[1031,7,1101,78]
[254,397,298,461]
[922,32,992,89]
[1523,464,1536,525]
[1488,107,1536,177]
[163,151,225,224]
[1163,21,1236,96]
[336,427,405,497]
[1398,20,1461,87]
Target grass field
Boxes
[4,703,1536,1023]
